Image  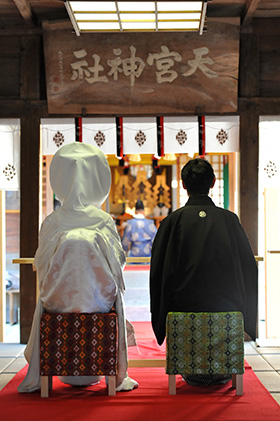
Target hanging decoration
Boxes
[216,128,228,145]
[41,118,75,155]
[156,116,164,158]
[116,117,124,159]
[259,117,280,188]
[0,119,20,190]
[152,156,161,175]
[135,130,146,147]
[164,116,199,156]
[123,118,157,155]
[123,155,130,174]
[75,117,83,142]
[205,116,239,153]
[53,131,65,147]
[83,117,117,155]
[264,161,278,179]
[3,164,16,181]
[198,115,206,157]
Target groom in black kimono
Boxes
[150,158,258,384]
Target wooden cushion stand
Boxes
[166,311,244,396]
[40,310,117,397]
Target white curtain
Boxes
[41,119,75,155]
[205,116,239,153]
[259,117,280,188]
[83,118,117,155]
[0,119,20,190]
[123,117,157,155]
[164,116,198,156]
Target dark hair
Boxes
[181,158,215,195]
[135,199,144,211]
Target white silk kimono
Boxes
[18,142,138,393]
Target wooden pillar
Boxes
[19,35,41,344]
[239,34,259,98]
[20,117,40,343]
[239,33,260,255]
[239,111,259,255]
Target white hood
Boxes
[50,142,111,210]
[35,142,125,291]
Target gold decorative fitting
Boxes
[199,210,207,218]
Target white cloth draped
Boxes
[205,116,239,153]
[18,142,137,393]
[123,117,157,155]
[83,117,117,155]
[163,116,198,155]
[0,119,20,190]
[41,119,75,155]
[259,117,280,188]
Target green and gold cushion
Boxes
[166,312,244,375]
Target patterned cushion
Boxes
[166,312,244,375]
[40,311,117,377]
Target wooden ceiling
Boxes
[1,0,280,34]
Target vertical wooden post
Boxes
[239,111,259,255]
[0,191,6,341]
[239,32,260,255]
[19,34,41,344]
[20,117,40,344]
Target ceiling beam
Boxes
[241,0,261,32]
[13,0,37,26]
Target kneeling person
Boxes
[150,158,258,385]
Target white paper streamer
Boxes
[123,117,157,155]
[82,118,117,155]
[205,116,239,153]
[0,119,20,190]
[41,118,75,155]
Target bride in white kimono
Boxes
[18,142,138,393]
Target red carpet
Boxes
[1,322,280,421]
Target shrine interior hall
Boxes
[2,0,280,414]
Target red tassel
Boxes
[199,116,205,158]
[157,116,164,158]
[116,117,123,159]
[75,117,83,142]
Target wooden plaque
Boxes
[43,18,239,115]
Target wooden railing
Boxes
[13,256,264,265]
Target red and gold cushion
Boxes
[40,311,117,377]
